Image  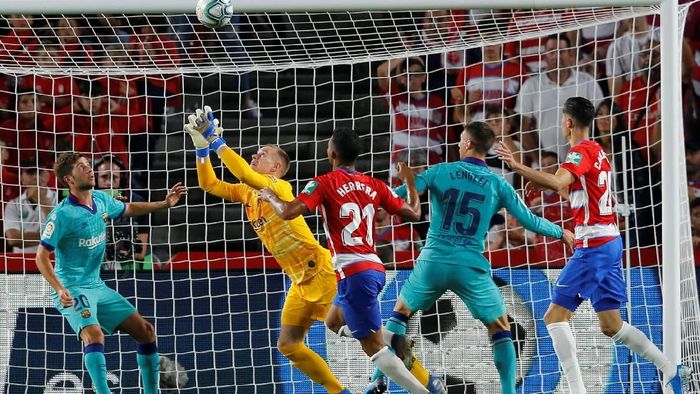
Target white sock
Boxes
[381,328,394,346]
[337,325,353,338]
[547,322,587,394]
[371,346,428,394]
[612,322,676,377]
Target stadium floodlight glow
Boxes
[0,0,661,13]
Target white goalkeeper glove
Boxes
[185,105,227,157]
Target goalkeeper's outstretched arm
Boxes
[185,105,275,191]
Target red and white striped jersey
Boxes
[454,61,527,113]
[382,84,449,166]
[297,168,406,270]
[560,140,619,248]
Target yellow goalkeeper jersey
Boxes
[197,147,333,285]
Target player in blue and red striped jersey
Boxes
[259,127,432,394]
[497,96,690,394]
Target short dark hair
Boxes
[563,97,595,129]
[331,128,362,164]
[692,198,700,211]
[540,150,559,162]
[546,33,572,49]
[54,152,83,186]
[464,122,495,155]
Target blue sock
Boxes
[136,342,160,394]
[371,312,409,380]
[492,331,517,394]
[84,343,111,394]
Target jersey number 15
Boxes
[442,188,485,236]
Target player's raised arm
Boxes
[496,142,575,195]
[392,162,421,222]
[122,183,187,217]
[499,181,574,249]
[187,105,278,190]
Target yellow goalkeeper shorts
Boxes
[281,265,337,327]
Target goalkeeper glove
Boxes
[185,105,227,157]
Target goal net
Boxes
[0,3,698,393]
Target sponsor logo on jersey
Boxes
[42,222,55,238]
[78,232,106,249]
[302,181,318,195]
[565,152,582,165]
[251,216,267,231]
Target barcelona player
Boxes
[186,107,350,393]
[36,152,187,394]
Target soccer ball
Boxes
[195,0,233,29]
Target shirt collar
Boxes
[461,157,488,167]
[67,192,97,214]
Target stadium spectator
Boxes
[692,198,700,255]
[54,17,97,67]
[19,45,78,112]
[451,42,527,122]
[377,56,455,185]
[687,142,700,200]
[615,40,661,162]
[576,21,618,85]
[420,10,466,95]
[503,11,575,74]
[487,211,536,251]
[94,155,150,270]
[0,140,19,204]
[605,17,659,98]
[3,160,56,253]
[593,98,660,246]
[54,81,129,164]
[0,15,38,66]
[375,207,422,253]
[0,90,57,173]
[484,107,521,186]
[128,16,182,139]
[692,198,700,252]
[515,33,603,164]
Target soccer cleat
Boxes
[390,333,415,370]
[363,375,388,394]
[666,365,691,394]
[427,375,447,394]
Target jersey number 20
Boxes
[340,202,376,246]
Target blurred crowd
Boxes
[1,8,700,264]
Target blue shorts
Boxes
[553,236,626,313]
[399,260,506,325]
[333,269,386,339]
[53,283,136,340]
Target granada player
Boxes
[496,97,689,394]
[259,128,430,394]
[186,107,350,394]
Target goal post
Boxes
[0,1,696,392]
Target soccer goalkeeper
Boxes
[186,107,350,394]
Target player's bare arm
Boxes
[258,188,308,220]
[123,183,187,217]
[35,244,73,307]
[393,162,421,222]
[496,143,575,193]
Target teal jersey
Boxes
[395,158,563,270]
[40,190,126,288]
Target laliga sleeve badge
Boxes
[102,212,109,222]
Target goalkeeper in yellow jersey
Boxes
[186,106,350,394]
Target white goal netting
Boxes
[0,4,699,393]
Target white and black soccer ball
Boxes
[195,0,234,29]
[159,355,189,389]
